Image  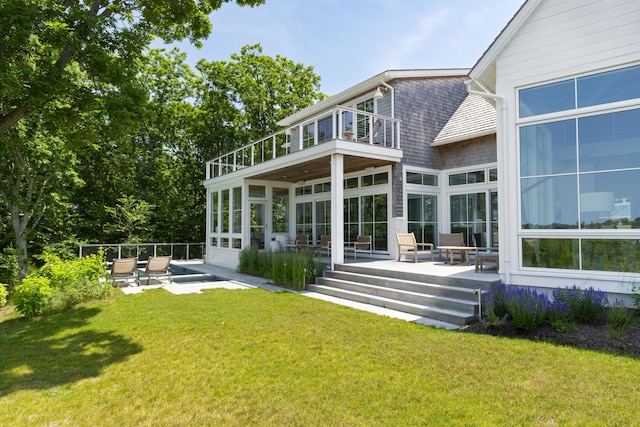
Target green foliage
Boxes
[33,251,110,311]
[552,286,608,324]
[503,287,550,331]
[0,283,7,307]
[631,282,640,310]
[0,247,20,291]
[104,196,155,244]
[238,247,324,290]
[13,276,52,318]
[547,300,576,333]
[607,301,635,341]
[481,306,508,329]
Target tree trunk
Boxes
[10,206,30,279]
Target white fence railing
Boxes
[206,106,401,179]
[78,243,205,262]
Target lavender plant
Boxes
[503,287,550,331]
[547,300,576,333]
[553,285,608,324]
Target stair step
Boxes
[308,262,498,326]
[316,277,477,314]
[308,284,478,325]
[322,270,479,301]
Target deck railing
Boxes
[206,106,401,179]
[78,243,205,262]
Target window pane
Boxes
[578,65,640,108]
[519,79,575,118]
[520,119,577,177]
[578,108,640,172]
[582,239,640,272]
[407,194,421,222]
[468,170,485,183]
[522,238,579,269]
[374,172,388,185]
[249,185,265,198]
[449,173,466,186]
[423,174,438,186]
[344,177,358,189]
[407,172,422,184]
[521,175,578,229]
[580,170,640,229]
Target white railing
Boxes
[78,243,205,261]
[206,106,401,179]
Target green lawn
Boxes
[1,288,638,426]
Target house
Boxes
[468,0,640,295]
[203,69,498,269]
[204,0,640,299]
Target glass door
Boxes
[450,192,486,246]
[250,202,266,249]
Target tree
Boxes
[0,0,264,275]
[195,44,326,152]
[0,117,83,277]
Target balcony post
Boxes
[330,153,345,269]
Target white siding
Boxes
[497,0,640,88]
[492,0,640,293]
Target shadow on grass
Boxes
[0,307,143,396]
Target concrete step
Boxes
[334,263,499,290]
[322,270,478,302]
[307,283,478,326]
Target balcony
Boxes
[206,106,401,180]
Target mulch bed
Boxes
[458,311,640,358]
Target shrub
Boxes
[482,283,509,319]
[547,300,576,333]
[238,247,324,290]
[607,300,634,341]
[503,286,550,331]
[0,283,7,307]
[13,276,52,318]
[553,285,608,324]
[0,247,20,292]
[631,282,640,310]
[34,251,110,310]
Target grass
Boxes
[1,288,639,426]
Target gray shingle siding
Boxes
[391,77,470,217]
[436,134,497,170]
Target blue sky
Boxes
[159,0,524,95]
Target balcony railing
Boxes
[206,106,401,179]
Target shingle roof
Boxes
[432,93,496,146]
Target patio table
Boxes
[438,245,476,266]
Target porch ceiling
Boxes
[249,155,396,183]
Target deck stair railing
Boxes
[78,243,205,262]
[206,106,401,179]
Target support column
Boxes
[331,154,344,269]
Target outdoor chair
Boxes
[345,235,372,259]
[396,232,434,262]
[294,234,310,251]
[140,256,172,286]
[110,257,139,287]
[357,119,382,143]
[311,234,331,257]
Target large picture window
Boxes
[518,64,640,272]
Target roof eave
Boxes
[277,69,470,127]
[469,0,540,92]
[432,128,497,147]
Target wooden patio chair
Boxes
[140,256,172,286]
[110,257,139,287]
[396,232,434,262]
